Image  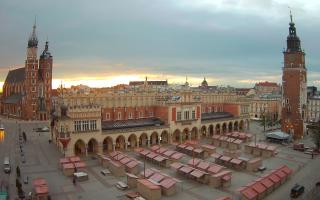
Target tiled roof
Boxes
[5,67,25,84]
[201,112,234,121]
[101,117,164,130]
[255,81,278,87]
[3,93,24,104]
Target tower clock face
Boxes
[289,54,295,62]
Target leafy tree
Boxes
[22,132,27,142]
[16,166,21,178]
[310,129,320,149]
[16,178,21,189]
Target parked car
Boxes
[290,184,304,198]
[3,157,11,174]
[34,126,50,132]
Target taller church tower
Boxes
[281,12,307,139]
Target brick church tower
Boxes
[24,22,40,120]
[281,12,307,139]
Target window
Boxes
[74,121,81,132]
[149,111,154,117]
[128,112,133,119]
[117,112,122,120]
[192,110,195,119]
[208,107,212,113]
[139,112,143,118]
[177,111,182,121]
[32,87,36,92]
[286,98,289,104]
[184,111,189,120]
[90,120,97,130]
[105,113,110,121]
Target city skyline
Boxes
[1,0,320,89]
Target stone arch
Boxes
[209,125,214,137]
[172,129,181,143]
[216,124,221,135]
[139,133,148,147]
[87,138,99,154]
[74,139,86,156]
[128,134,138,149]
[239,120,244,131]
[201,126,207,138]
[150,132,159,146]
[222,123,227,134]
[228,122,233,133]
[160,130,169,144]
[103,136,113,153]
[191,127,198,140]
[234,121,239,131]
[182,128,190,142]
[115,135,126,151]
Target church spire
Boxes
[286,10,301,52]
[28,17,38,48]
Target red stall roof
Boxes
[160,178,176,189]
[190,169,205,178]
[137,179,160,190]
[279,165,293,175]
[179,166,194,174]
[62,163,75,169]
[150,173,165,182]
[211,153,222,159]
[274,170,287,180]
[230,158,243,165]
[140,150,151,156]
[147,152,158,159]
[164,150,176,157]
[208,164,224,174]
[120,157,131,165]
[197,161,210,170]
[215,197,232,200]
[33,178,47,187]
[251,182,266,194]
[151,145,160,152]
[233,139,243,144]
[109,151,120,157]
[59,157,70,164]
[241,187,258,200]
[177,144,187,149]
[187,158,201,167]
[35,186,49,195]
[154,155,166,162]
[201,144,216,150]
[268,174,281,183]
[171,152,184,160]
[170,162,184,170]
[158,147,168,154]
[126,160,139,169]
[194,148,203,153]
[114,153,126,161]
[220,156,232,162]
[74,161,86,168]
[69,156,81,163]
[260,178,274,189]
[140,169,155,178]
[185,146,194,151]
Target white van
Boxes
[3,157,11,173]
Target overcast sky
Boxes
[1,0,320,88]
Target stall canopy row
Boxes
[237,165,293,200]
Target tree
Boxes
[22,132,27,142]
[16,178,21,189]
[16,166,21,178]
[310,129,320,149]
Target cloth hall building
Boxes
[53,84,250,156]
